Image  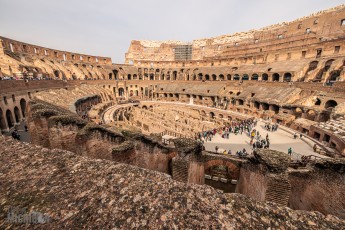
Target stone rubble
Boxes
[0,136,344,229]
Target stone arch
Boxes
[262,103,269,110]
[20,98,26,117]
[254,101,260,109]
[251,74,259,81]
[283,72,292,82]
[205,74,210,81]
[14,107,21,123]
[325,100,337,109]
[237,99,244,105]
[262,73,269,81]
[219,74,224,81]
[150,73,154,80]
[315,98,321,106]
[204,160,240,179]
[233,74,240,80]
[6,109,14,128]
[0,108,7,131]
[200,110,206,116]
[272,73,280,81]
[133,74,137,80]
[212,74,217,81]
[173,71,177,80]
[198,73,203,81]
[118,88,125,97]
[209,112,215,119]
[53,70,60,79]
[271,104,280,114]
[218,114,224,119]
[324,59,335,72]
[242,74,249,81]
[227,74,231,80]
[142,105,148,110]
[128,74,132,80]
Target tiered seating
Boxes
[34,85,113,110]
[317,115,345,142]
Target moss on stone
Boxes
[251,149,291,173]
[312,158,345,173]
[112,141,135,154]
[78,123,124,139]
[48,115,87,128]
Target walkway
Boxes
[102,103,137,124]
[140,101,251,119]
[203,120,327,160]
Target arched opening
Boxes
[205,74,210,81]
[219,74,224,81]
[251,74,259,81]
[54,70,60,79]
[212,74,217,81]
[118,88,125,97]
[271,104,280,114]
[227,74,231,80]
[204,160,240,193]
[198,73,203,81]
[233,74,240,80]
[128,74,132,80]
[237,99,244,106]
[283,73,292,82]
[133,74,137,80]
[262,103,269,110]
[262,73,269,81]
[0,108,7,131]
[109,73,113,79]
[325,100,337,109]
[308,61,319,72]
[254,101,260,109]
[315,98,321,106]
[6,110,14,128]
[272,73,280,81]
[324,59,335,72]
[242,74,249,81]
[228,116,232,121]
[173,71,177,80]
[20,98,26,117]
[209,112,215,119]
[150,73,154,80]
[142,105,148,110]
[14,107,21,123]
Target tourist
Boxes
[215,146,219,153]
[293,133,297,139]
[300,133,303,139]
[288,147,292,156]
[228,149,232,155]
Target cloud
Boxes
[0,0,344,63]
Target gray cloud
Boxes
[0,0,344,63]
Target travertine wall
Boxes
[288,160,345,219]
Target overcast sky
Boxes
[0,0,344,63]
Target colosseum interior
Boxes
[1,3,345,229]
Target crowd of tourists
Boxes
[195,119,258,142]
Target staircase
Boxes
[265,175,291,206]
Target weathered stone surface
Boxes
[251,149,291,173]
[0,136,344,229]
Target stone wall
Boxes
[288,159,345,219]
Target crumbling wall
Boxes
[236,149,291,205]
[288,159,345,219]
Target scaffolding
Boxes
[174,44,192,61]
